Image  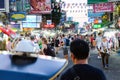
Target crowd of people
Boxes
[1,31,120,80]
[0,30,120,68]
[4,31,120,60]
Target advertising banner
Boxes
[29,0,51,14]
[108,0,120,2]
[10,12,26,21]
[93,2,113,13]
[22,15,42,28]
[0,0,5,10]
[22,22,37,28]
[88,12,104,17]
[0,0,9,12]
[23,15,42,22]
[88,0,108,4]
[10,24,20,31]
[10,24,20,29]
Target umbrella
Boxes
[0,27,16,37]
[0,27,11,36]
[14,39,40,53]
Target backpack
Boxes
[66,38,70,46]
[44,44,55,57]
[55,39,59,47]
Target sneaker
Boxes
[104,65,109,69]
[106,64,109,67]
[97,56,101,59]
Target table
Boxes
[0,54,68,80]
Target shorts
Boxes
[96,46,101,51]
[63,47,68,55]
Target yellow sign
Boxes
[11,13,25,20]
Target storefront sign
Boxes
[93,2,113,13]
[47,20,52,25]
[88,12,104,17]
[10,24,20,29]
[93,24,102,28]
[29,0,51,14]
[108,0,120,2]
[10,12,26,21]
[44,24,55,28]
[88,0,108,4]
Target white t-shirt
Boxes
[100,41,110,53]
[96,36,102,48]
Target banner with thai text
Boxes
[93,2,113,13]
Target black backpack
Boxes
[55,39,59,47]
[44,44,55,57]
[66,38,70,46]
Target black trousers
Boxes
[101,52,109,67]
[118,40,120,47]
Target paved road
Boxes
[56,48,120,80]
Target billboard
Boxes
[0,0,9,12]
[10,12,26,21]
[93,2,114,13]
[10,24,20,29]
[22,15,42,28]
[108,0,120,2]
[22,22,37,28]
[10,24,20,31]
[29,0,51,14]
[88,12,104,17]
[88,0,108,4]
[0,0,5,10]
[22,15,42,22]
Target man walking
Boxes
[60,39,106,80]
[100,37,110,69]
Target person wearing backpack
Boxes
[54,36,60,54]
[62,34,68,60]
[41,37,55,57]
[66,37,70,46]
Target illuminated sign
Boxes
[93,24,102,28]
[10,12,26,20]
[44,24,55,28]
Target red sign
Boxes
[44,24,55,28]
[30,0,51,14]
[93,2,113,13]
